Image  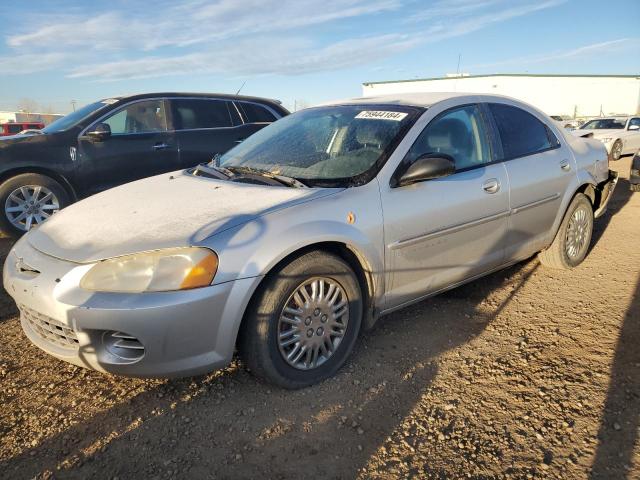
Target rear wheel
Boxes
[0,173,70,237]
[538,193,594,269]
[610,139,623,161]
[239,251,363,389]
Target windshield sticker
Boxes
[355,111,408,121]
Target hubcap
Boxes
[277,277,349,370]
[5,185,59,231]
[565,206,591,258]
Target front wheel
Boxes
[0,173,70,237]
[538,193,594,269]
[239,251,363,389]
[610,139,623,161]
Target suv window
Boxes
[7,124,23,134]
[171,99,233,130]
[238,102,277,123]
[489,103,554,159]
[102,100,167,134]
[404,104,490,170]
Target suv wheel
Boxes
[538,193,593,269]
[240,250,363,389]
[0,173,70,237]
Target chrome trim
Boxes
[511,193,560,214]
[79,96,282,138]
[389,210,510,250]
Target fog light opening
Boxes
[102,331,145,361]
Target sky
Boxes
[0,0,638,113]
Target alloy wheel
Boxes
[5,185,60,231]
[565,206,591,259]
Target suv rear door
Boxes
[486,102,574,260]
[169,98,246,169]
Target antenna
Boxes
[235,80,247,95]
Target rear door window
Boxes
[171,99,233,130]
[488,103,556,159]
[237,102,277,123]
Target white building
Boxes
[0,111,63,125]
[362,74,640,118]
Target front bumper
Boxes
[3,239,261,378]
[594,170,618,219]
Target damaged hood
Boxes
[27,171,339,263]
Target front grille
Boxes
[20,305,79,349]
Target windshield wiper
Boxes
[225,166,307,188]
[193,163,233,180]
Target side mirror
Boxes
[86,123,111,141]
[629,124,639,131]
[394,153,456,187]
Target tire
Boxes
[0,173,70,237]
[610,139,623,161]
[538,193,594,269]
[239,250,363,389]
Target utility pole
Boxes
[71,100,77,112]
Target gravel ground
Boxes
[0,158,638,480]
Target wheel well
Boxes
[576,183,606,211]
[236,242,376,349]
[0,168,77,201]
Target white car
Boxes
[575,116,640,160]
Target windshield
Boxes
[42,100,116,133]
[218,105,421,186]
[581,118,625,130]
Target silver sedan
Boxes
[3,93,617,388]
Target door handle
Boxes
[153,143,169,150]
[482,178,500,194]
[560,159,571,171]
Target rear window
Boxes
[238,102,277,123]
[171,99,233,130]
[489,103,555,159]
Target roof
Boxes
[323,92,504,108]
[363,73,640,86]
[104,92,288,113]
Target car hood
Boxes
[27,171,340,263]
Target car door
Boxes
[169,98,248,169]
[77,98,179,195]
[486,102,574,260]
[380,103,510,310]
[626,117,640,151]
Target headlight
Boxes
[599,138,612,143]
[80,247,218,293]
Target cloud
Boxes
[468,38,640,70]
[67,34,420,81]
[7,0,401,51]
[1,0,569,81]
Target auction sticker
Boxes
[355,110,408,121]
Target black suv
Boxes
[0,93,288,236]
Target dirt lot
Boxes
[0,158,638,479]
